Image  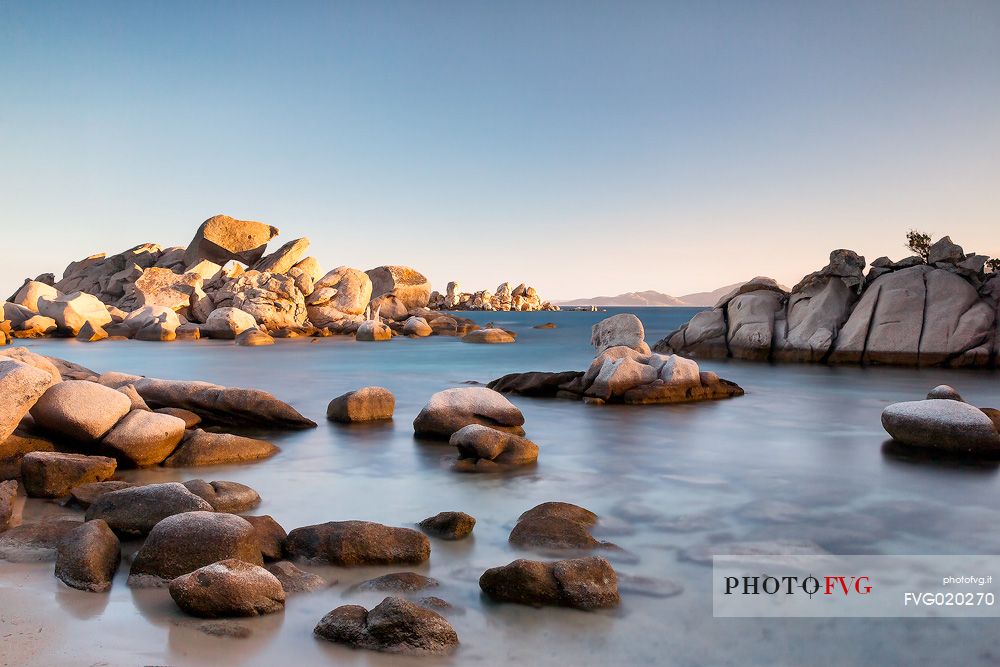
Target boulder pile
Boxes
[428,280,558,312]
[657,240,1000,367]
[1,214,557,345]
[487,314,744,405]
[0,347,312,481]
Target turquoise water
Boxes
[5,307,1000,666]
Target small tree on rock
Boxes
[905,229,932,261]
[987,258,1000,273]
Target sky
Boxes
[2,1,998,300]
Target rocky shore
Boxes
[0,214,556,348]
[1,313,721,656]
[656,237,999,367]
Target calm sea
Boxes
[7,307,1000,666]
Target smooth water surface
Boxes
[4,307,1000,666]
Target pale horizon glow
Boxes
[2,1,998,301]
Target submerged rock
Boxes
[479,556,619,610]
[55,519,120,592]
[266,560,327,593]
[129,511,262,586]
[235,328,274,346]
[285,520,430,566]
[326,387,395,423]
[461,328,515,344]
[169,559,285,618]
[418,511,476,540]
[314,596,458,656]
[353,572,439,593]
[413,387,526,439]
[85,482,214,535]
[508,502,609,551]
[0,519,82,562]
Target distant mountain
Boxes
[557,281,782,307]
[675,283,745,307]
[557,290,688,307]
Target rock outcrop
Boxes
[184,215,280,267]
[285,521,430,566]
[314,596,459,656]
[412,387,526,439]
[450,424,539,471]
[86,482,214,535]
[488,315,743,405]
[656,244,1000,367]
[428,280,558,312]
[418,512,475,540]
[54,519,121,592]
[881,387,1000,454]
[169,559,285,617]
[20,452,117,498]
[366,266,432,310]
[326,387,395,423]
[129,511,262,586]
[479,556,620,610]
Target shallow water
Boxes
[4,307,1000,666]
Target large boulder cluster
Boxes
[428,280,558,312]
[1,214,557,346]
[657,239,1000,367]
[487,314,744,405]
[0,348,312,480]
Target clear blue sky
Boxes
[2,1,998,299]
